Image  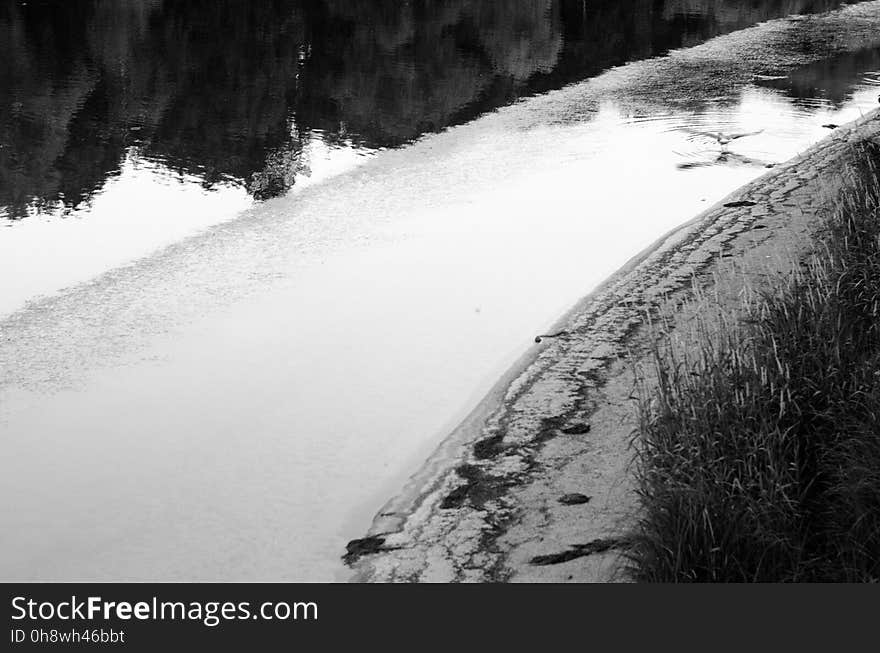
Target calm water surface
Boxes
[2,0,880,580]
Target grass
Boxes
[631,141,880,582]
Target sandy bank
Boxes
[347,107,880,583]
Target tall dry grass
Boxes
[632,141,880,582]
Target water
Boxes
[2,1,880,580]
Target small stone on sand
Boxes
[558,493,591,505]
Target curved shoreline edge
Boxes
[348,107,880,582]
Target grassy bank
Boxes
[632,141,880,582]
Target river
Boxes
[2,0,880,581]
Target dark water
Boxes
[1,0,872,221]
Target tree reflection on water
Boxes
[0,0,870,219]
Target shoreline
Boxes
[348,107,880,582]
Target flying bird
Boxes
[684,128,764,150]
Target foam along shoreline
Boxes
[348,107,880,582]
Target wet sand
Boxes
[349,108,880,582]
